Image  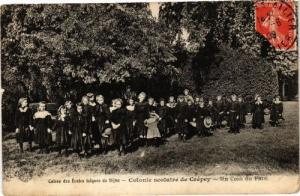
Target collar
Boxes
[19,107,28,112]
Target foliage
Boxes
[202,45,279,99]
[1,4,178,102]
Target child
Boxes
[252,95,265,129]
[125,97,136,144]
[95,95,109,153]
[166,96,177,135]
[81,95,92,152]
[53,106,70,155]
[148,97,157,112]
[238,95,246,128]
[183,89,194,103]
[228,94,240,134]
[15,97,34,153]
[33,102,52,154]
[157,98,168,138]
[71,103,91,156]
[270,95,283,127]
[175,95,188,140]
[206,99,217,131]
[195,100,206,137]
[194,96,201,106]
[135,92,149,145]
[110,98,127,156]
[213,95,224,128]
[186,98,196,138]
[87,93,100,151]
[144,109,161,147]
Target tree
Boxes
[1,4,178,102]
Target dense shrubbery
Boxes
[202,45,278,99]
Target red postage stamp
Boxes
[255,1,297,51]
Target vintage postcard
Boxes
[1,1,299,195]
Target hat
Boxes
[102,128,112,138]
[204,116,213,128]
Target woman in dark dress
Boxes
[15,97,34,153]
[166,96,177,135]
[52,106,70,155]
[33,102,52,153]
[125,97,136,144]
[228,94,240,133]
[252,95,265,129]
[270,96,284,127]
[111,99,127,156]
[135,92,148,146]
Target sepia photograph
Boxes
[1,1,298,195]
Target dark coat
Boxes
[228,101,240,132]
[157,105,168,135]
[252,101,265,127]
[15,108,34,143]
[270,102,283,124]
[71,112,91,151]
[125,105,136,140]
[95,103,109,135]
[135,101,149,138]
[111,108,127,146]
[33,111,52,147]
[238,101,246,124]
[52,116,71,147]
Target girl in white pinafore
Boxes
[144,111,161,147]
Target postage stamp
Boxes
[255,1,297,51]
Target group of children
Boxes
[14,89,284,156]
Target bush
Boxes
[202,45,279,99]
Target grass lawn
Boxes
[2,102,299,182]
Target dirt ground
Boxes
[2,102,299,182]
